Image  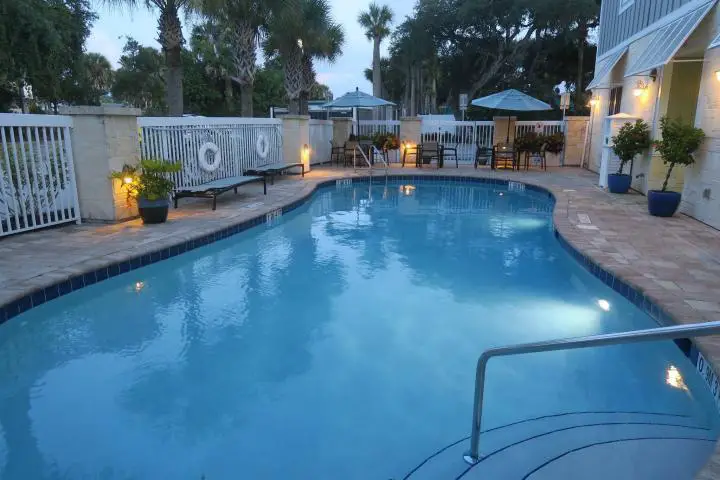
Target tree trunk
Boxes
[165,46,184,116]
[284,48,303,115]
[372,36,382,98]
[158,3,185,116]
[576,23,588,111]
[299,92,309,116]
[288,98,300,115]
[231,21,257,118]
[409,66,417,116]
[225,75,234,114]
[240,83,253,117]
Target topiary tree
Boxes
[611,119,650,175]
[653,117,705,192]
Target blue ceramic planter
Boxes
[607,174,632,194]
[138,197,170,224]
[648,190,681,217]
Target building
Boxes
[588,0,720,228]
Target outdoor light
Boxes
[123,176,134,185]
[666,365,687,390]
[715,70,720,82]
[302,143,310,161]
[597,299,610,311]
[588,96,599,107]
[633,80,649,97]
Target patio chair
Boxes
[492,143,517,170]
[474,143,493,169]
[519,143,548,171]
[244,159,305,185]
[330,141,344,166]
[174,174,266,211]
[343,141,359,167]
[442,143,459,168]
[418,142,442,168]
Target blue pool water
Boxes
[0,179,718,479]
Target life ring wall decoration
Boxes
[198,142,221,172]
[256,133,270,159]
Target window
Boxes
[608,87,623,116]
[618,0,634,14]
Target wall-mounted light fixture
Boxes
[302,144,310,162]
[633,80,649,97]
[588,96,599,108]
[123,176,134,185]
[715,70,720,82]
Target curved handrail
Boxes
[464,319,720,465]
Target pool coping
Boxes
[1,171,719,477]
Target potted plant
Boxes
[544,132,565,155]
[649,117,705,217]
[111,159,182,224]
[609,120,651,193]
[516,132,542,154]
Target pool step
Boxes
[402,412,714,480]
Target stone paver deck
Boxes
[1,165,720,478]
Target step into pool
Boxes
[0,178,717,479]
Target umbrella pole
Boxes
[506,116,511,144]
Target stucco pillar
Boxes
[563,116,591,167]
[400,117,422,164]
[493,116,517,145]
[282,115,311,173]
[61,105,141,222]
[332,117,353,146]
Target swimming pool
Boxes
[0,178,718,479]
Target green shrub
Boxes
[611,120,651,175]
[653,117,705,192]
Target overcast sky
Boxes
[87,0,416,98]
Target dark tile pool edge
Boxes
[0,173,716,385]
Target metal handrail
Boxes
[464,319,720,465]
[353,144,373,173]
[371,146,389,172]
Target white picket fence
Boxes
[515,120,565,138]
[0,114,80,237]
[309,119,333,165]
[138,117,282,189]
[420,121,495,164]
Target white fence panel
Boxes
[0,113,80,237]
[138,117,283,189]
[515,121,565,138]
[309,120,332,165]
[420,121,495,164]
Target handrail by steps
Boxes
[353,145,372,173]
[371,146,389,172]
[464,319,720,465]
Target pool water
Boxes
[0,179,718,479]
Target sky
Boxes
[86,0,416,99]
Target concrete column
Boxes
[332,117,353,146]
[61,105,141,222]
[282,115,311,173]
[493,116,517,145]
[563,116,591,167]
[400,117,422,164]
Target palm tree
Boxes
[265,0,344,115]
[358,2,393,100]
[190,21,234,112]
[83,53,114,101]
[201,0,283,116]
[103,0,191,115]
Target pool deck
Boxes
[2,165,720,478]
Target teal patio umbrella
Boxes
[471,89,553,143]
[322,88,395,133]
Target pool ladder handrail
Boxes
[353,144,373,174]
[464,319,720,465]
